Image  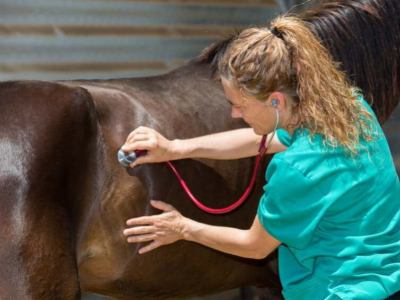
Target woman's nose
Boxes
[231,107,242,119]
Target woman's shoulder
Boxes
[272,132,331,180]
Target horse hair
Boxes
[196,0,400,125]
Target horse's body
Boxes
[1,0,399,299]
[0,63,281,300]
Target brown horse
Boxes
[1,0,399,299]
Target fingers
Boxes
[122,127,153,151]
[125,133,148,146]
[124,201,173,226]
[126,233,156,244]
[124,201,181,254]
[122,140,154,153]
[121,126,174,169]
[123,225,154,236]
[126,126,152,143]
[123,223,163,255]
[150,200,175,212]
[123,126,157,147]
[129,154,155,168]
[126,216,153,226]
[138,241,162,254]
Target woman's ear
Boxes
[268,92,286,110]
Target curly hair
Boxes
[217,15,377,156]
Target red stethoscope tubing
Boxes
[150,135,267,214]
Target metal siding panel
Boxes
[0,24,238,38]
[0,0,279,80]
[0,0,278,26]
[74,0,277,7]
[0,36,217,62]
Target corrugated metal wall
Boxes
[0,0,280,80]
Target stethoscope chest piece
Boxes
[118,150,138,167]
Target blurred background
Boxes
[0,0,398,299]
[0,0,289,81]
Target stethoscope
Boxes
[118,99,280,214]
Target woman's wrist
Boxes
[170,139,193,161]
[170,139,183,160]
[180,216,197,242]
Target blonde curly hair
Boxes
[218,15,377,155]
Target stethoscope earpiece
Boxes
[271,99,279,108]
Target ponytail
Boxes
[218,15,376,155]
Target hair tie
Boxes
[270,27,284,40]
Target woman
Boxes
[121,16,400,299]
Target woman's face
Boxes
[221,78,279,135]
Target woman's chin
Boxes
[252,127,270,136]
[252,127,263,135]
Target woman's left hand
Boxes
[123,200,184,254]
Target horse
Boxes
[1,0,399,299]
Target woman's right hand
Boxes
[121,126,178,168]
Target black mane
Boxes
[197,0,400,125]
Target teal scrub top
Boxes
[257,97,400,299]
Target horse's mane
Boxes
[196,0,400,125]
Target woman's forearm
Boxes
[172,128,285,160]
[181,217,262,259]
[122,127,286,167]
[124,201,280,257]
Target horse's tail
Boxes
[302,0,400,124]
